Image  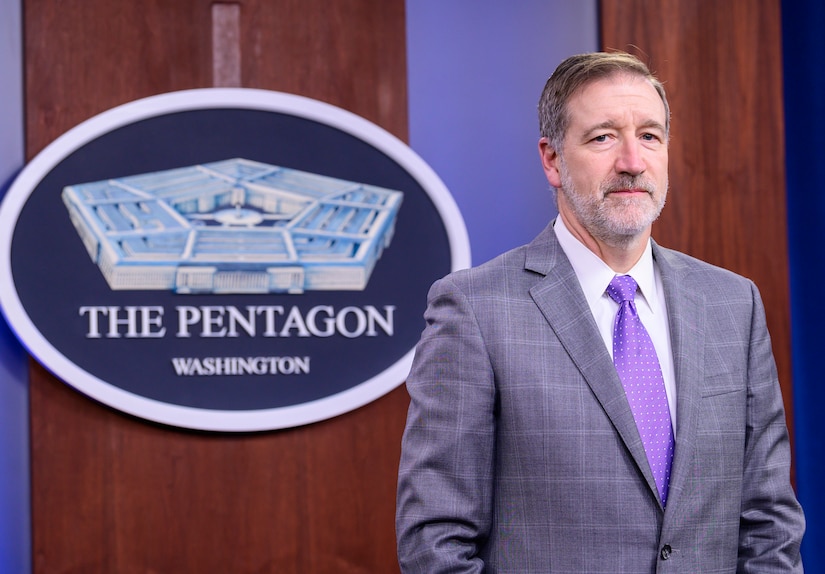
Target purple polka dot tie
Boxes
[607,275,674,506]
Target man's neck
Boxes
[557,210,650,274]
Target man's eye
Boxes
[641,133,658,141]
[592,134,608,143]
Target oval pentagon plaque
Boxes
[0,88,470,431]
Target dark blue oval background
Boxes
[10,108,451,410]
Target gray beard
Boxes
[558,171,667,249]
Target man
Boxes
[396,52,805,572]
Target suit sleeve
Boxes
[396,275,496,573]
[738,281,805,572]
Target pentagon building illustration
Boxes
[61,158,404,293]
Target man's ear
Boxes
[538,137,563,189]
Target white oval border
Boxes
[0,88,471,432]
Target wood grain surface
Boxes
[600,0,795,453]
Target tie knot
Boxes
[607,275,638,304]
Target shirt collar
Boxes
[553,216,659,313]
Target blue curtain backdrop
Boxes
[782,0,825,568]
[406,1,596,265]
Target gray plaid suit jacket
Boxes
[396,222,804,573]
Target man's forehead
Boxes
[567,74,666,126]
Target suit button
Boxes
[660,544,672,560]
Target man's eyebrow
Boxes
[581,118,666,139]
[581,120,618,139]
[638,119,667,133]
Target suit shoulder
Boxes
[655,244,758,295]
[430,243,532,296]
[460,243,531,276]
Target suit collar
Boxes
[651,243,706,514]
[524,221,565,276]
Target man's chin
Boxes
[602,207,659,230]
[591,224,652,248]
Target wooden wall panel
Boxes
[30,362,409,572]
[25,1,408,572]
[600,0,795,443]
[26,0,407,157]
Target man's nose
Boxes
[614,139,646,176]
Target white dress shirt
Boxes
[553,216,677,429]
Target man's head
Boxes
[538,52,670,152]
[538,52,670,258]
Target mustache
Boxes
[601,176,657,196]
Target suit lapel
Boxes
[652,243,706,513]
[525,225,659,500]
